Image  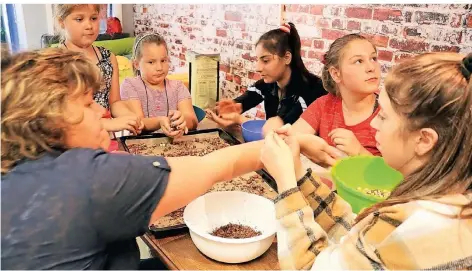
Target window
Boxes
[2,4,20,52]
[108,4,113,17]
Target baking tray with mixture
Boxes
[119,128,278,237]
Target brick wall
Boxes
[285,4,472,88]
[134,4,472,116]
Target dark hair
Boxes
[132,33,168,76]
[322,34,376,96]
[256,22,319,84]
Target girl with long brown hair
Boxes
[261,52,472,270]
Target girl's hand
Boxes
[261,131,297,192]
[136,116,145,135]
[328,128,363,156]
[169,110,188,138]
[274,123,295,139]
[102,115,142,135]
[215,99,242,115]
[159,115,183,138]
[297,134,343,167]
[205,109,243,127]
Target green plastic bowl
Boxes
[331,156,403,214]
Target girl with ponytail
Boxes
[207,22,326,134]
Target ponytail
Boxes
[257,22,317,84]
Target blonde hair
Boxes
[322,34,376,96]
[356,52,472,222]
[132,33,168,76]
[1,48,102,173]
[54,4,101,41]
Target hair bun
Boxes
[461,54,472,80]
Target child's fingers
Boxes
[205,110,216,120]
[275,124,292,137]
[161,117,172,132]
[336,144,348,155]
[126,125,137,135]
[328,128,341,138]
[235,103,243,113]
[169,129,181,138]
[332,137,347,146]
[264,131,277,148]
[176,121,187,131]
[272,132,286,148]
[172,118,185,128]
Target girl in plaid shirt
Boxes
[261,52,472,270]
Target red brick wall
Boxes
[285,4,472,88]
[134,4,472,115]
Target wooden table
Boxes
[130,118,326,270]
[141,231,279,270]
[133,118,280,270]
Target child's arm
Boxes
[177,99,198,130]
[174,81,198,130]
[260,133,355,270]
[108,53,136,117]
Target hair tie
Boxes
[279,23,290,33]
[460,55,472,81]
[133,33,159,53]
[321,53,327,65]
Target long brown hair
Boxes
[1,48,101,173]
[257,22,321,87]
[356,52,472,222]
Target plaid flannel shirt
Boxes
[274,168,472,270]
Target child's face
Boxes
[336,39,381,95]
[255,44,290,84]
[60,5,100,47]
[64,91,107,150]
[371,90,421,175]
[135,43,169,85]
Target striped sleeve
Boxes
[296,169,355,241]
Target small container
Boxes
[241,120,266,142]
[331,156,403,214]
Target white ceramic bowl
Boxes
[183,191,276,263]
